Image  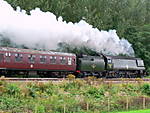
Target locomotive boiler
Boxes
[77,54,145,78]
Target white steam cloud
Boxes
[0,0,134,56]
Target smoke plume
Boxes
[0,0,134,56]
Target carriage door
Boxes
[68,57,72,65]
[0,54,4,62]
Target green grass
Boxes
[0,80,150,113]
[114,109,150,113]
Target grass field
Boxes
[0,79,150,113]
[116,109,150,113]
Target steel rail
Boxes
[0,77,64,82]
[0,77,150,82]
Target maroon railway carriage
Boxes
[0,47,76,77]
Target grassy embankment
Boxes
[0,76,150,113]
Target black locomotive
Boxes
[77,54,146,78]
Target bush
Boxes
[86,87,105,98]
[141,84,150,96]
[0,80,5,86]
[63,82,78,91]
[0,96,22,111]
[64,79,86,91]
[84,76,97,85]
[5,83,20,96]
[34,104,46,113]
[0,80,6,95]
[67,74,75,81]
[26,82,55,97]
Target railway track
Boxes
[0,77,64,82]
[0,77,150,83]
[104,78,150,83]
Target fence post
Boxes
[104,92,110,112]
[64,104,66,113]
[126,96,129,110]
[108,97,110,111]
[86,102,89,111]
[143,96,146,109]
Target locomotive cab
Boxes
[106,57,113,70]
[101,54,113,71]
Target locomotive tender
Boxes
[0,47,146,78]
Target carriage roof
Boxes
[0,47,76,56]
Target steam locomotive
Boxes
[0,47,146,78]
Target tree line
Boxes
[3,0,150,73]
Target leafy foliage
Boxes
[5,83,20,96]
[57,42,99,56]
[0,81,150,112]
[125,24,150,73]
[141,84,150,96]
[86,87,105,98]
[3,0,150,73]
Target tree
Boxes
[4,0,150,73]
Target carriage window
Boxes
[28,54,36,63]
[50,56,57,64]
[15,53,23,62]
[40,55,46,63]
[5,53,11,62]
[108,59,112,63]
[60,56,66,64]
[136,60,144,67]
[68,57,72,65]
